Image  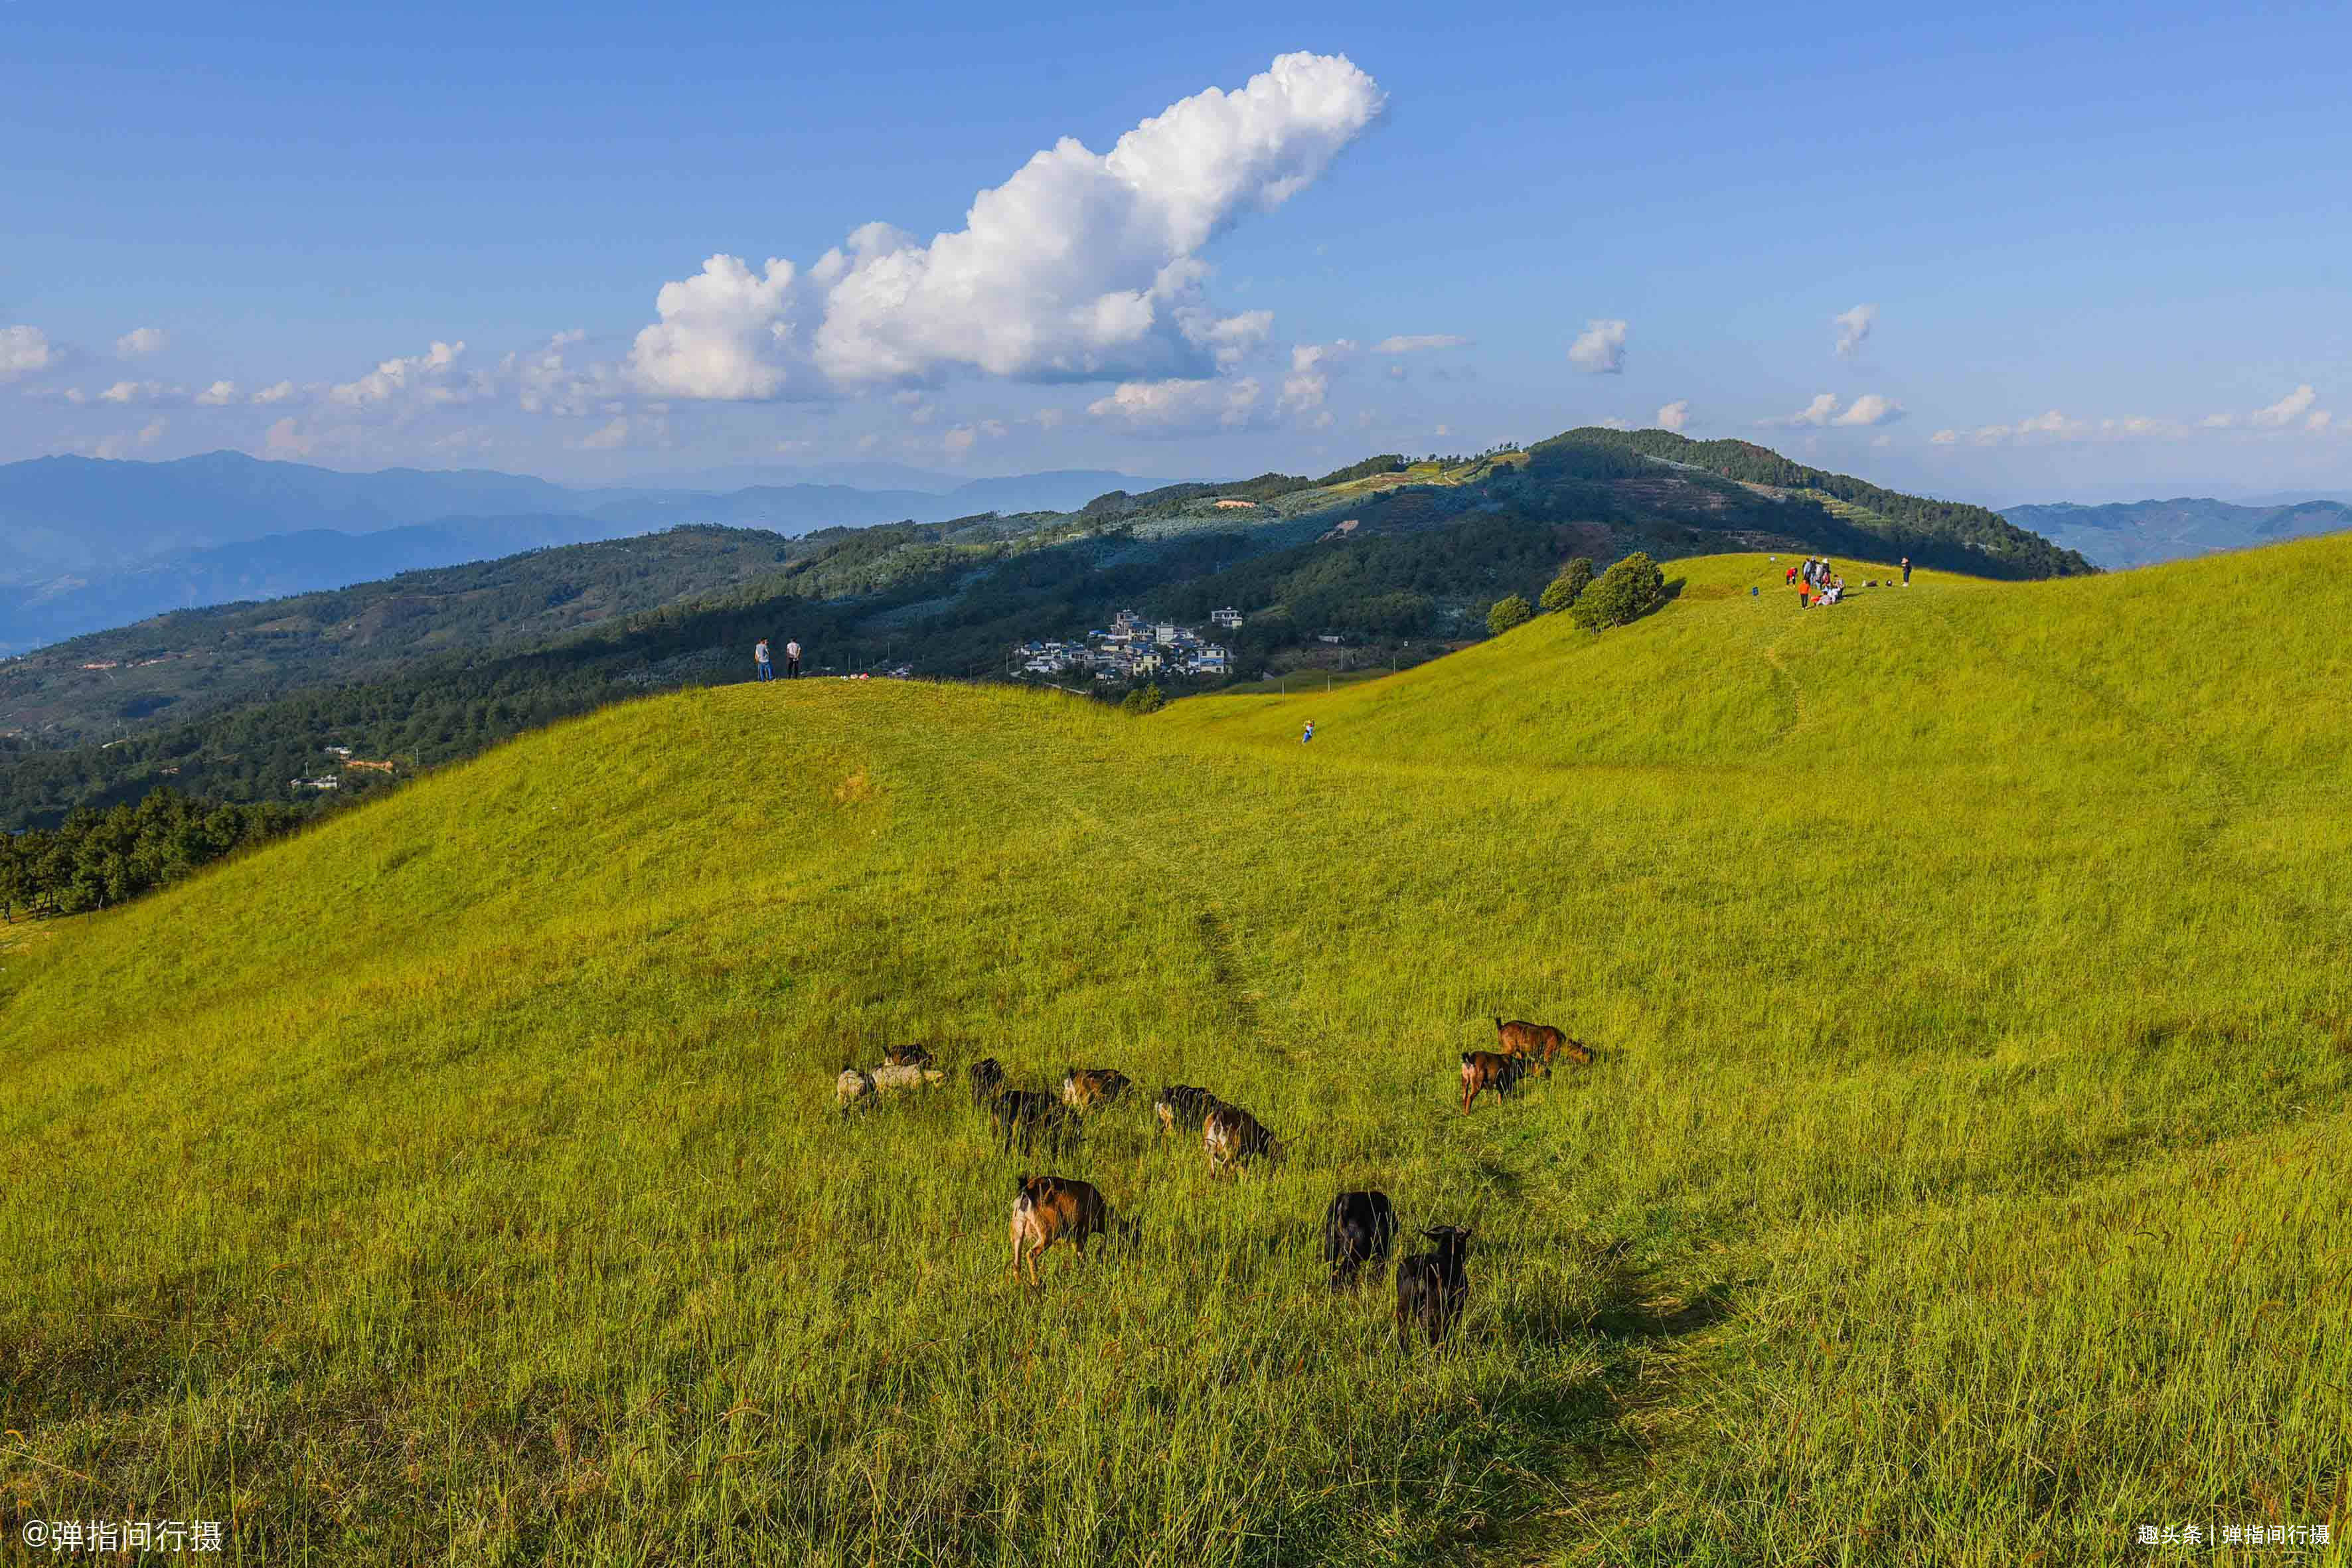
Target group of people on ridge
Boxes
[1786,554,1911,608]
[753,638,802,681]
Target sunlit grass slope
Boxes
[5,544,2350,1565]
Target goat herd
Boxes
[834,1016,1596,1348]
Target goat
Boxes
[1204,1103,1286,1174]
[1458,1050,1529,1113]
[1395,1225,1473,1348]
[1060,1067,1133,1111]
[994,1089,1082,1155]
[835,1067,875,1112]
[1008,1174,1113,1286]
[870,1061,946,1093]
[1322,1190,1398,1291]
[883,1043,937,1069]
[1153,1085,1221,1137]
[968,1057,1008,1109]
[1494,1017,1594,1075]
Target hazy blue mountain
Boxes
[1999,497,2352,569]
[0,514,655,655]
[0,451,1193,651]
[0,451,589,578]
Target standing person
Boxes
[754,638,773,682]
[1901,556,1913,586]
[1302,718,1315,745]
[785,638,802,678]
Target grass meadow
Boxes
[3,547,2349,1564]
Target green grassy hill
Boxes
[4,541,2344,1563]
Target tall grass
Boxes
[3,546,2347,1563]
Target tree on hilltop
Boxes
[1486,594,1534,637]
[1540,556,1594,612]
[1569,552,1667,632]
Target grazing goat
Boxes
[1496,1017,1593,1074]
[838,1061,943,1111]
[1060,1067,1133,1111]
[1153,1085,1221,1137]
[994,1089,1082,1155]
[870,1061,945,1093]
[968,1057,1008,1109]
[1458,1050,1528,1113]
[884,1043,937,1069]
[1204,1103,1286,1174]
[1395,1225,1473,1348]
[1322,1190,1398,1291]
[1008,1174,1113,1285]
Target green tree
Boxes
[1540,556,1595,612]
[1486,594,1535,637]
[1120,682,1166,715]
[1569,551,1668,632]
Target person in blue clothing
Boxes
[1302,719,1315,744]
[754,638,773,681]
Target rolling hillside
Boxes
[1,429,2091,830]
[3,540,2344,1563]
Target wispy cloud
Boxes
[1372,334,1468,354]
[1832,303,1876,358]
[1567,318,1627,374]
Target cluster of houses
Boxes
[1014,607,1243,683]
[290,744,396,792]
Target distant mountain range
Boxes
[1998,497,2352,570]
[0,452,1171,653]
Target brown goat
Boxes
[1204,1103,1286,1174]
[1008,1174,1113,1285]
[1059,1068,1133,1111]
[1494,1018,1596,1075]
[1459,1050,1528,1113]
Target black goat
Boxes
[1322,1190,1397,1291]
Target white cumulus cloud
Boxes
[1567,318,1627,374]
[1831,393,1905,428]
[1656,400,1691,432]
[1,325,54,378]
[1768,392,1901,428]
[1085,376,1267,435]
[1832,303,1876,358]
[196,380,239,406]
[1373,334,1468,354]
[1281,338,1356,412]
[329,340,468,407]
[630,52,1384,401]
[96,419,169,459]
[116,327,170,358]
[2249,384,2319,428]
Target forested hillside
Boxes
[0,428,2089,830]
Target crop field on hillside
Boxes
[3,548,2347,1564]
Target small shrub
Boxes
[1569,552,1667,632]
[1120,682,1167,715]
[1486,595,1535,637]
[1540,556,1595,613]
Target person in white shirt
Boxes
[784,639,802,678]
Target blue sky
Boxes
[5,0,2347,503]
